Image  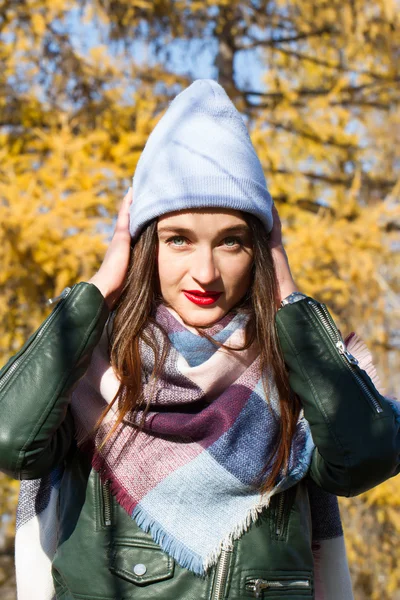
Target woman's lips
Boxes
[183,291,222,306]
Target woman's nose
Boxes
[190,248,220,285]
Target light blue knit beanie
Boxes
[129,79,273,240]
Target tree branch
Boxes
[266,46,399,83]
[241,27,335,49]
[260,118,358,150]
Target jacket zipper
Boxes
[211,541,233,600]
[0,286,73,394]
[46,286,72,306]
[275,492,285,537]
[102,480,112,526]
[246,578,310,598]
[306,299,383,413]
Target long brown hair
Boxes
[97,212,301,495]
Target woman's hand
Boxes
[88,187,133,309]
[269,203,299,304]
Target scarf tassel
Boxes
[92,449,276,576]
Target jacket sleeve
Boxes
[0,282,110,480]
[275,295,400,497]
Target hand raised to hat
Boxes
[88,187,133,310]
[269,203,300,306]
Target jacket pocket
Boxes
[109,539,175,586]
[244,574,312,598]
[269,486,297,541]
[101,479,113,527]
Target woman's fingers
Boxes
[113,187,133,240]
[117,186,133,212]
[87,187,133,308]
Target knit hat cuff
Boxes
[129,174,273,239]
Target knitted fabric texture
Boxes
[129,79,273,239]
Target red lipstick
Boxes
[183,290,222,306]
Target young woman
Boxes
[0,79,399,600]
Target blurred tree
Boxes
[0,0,399,597]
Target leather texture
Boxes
[275,298,400,496]
[0,282,110,478]
[0,283,399,599]
[52,447,314,599]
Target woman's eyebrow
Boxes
[157,225,250,236]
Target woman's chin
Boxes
[169,301,228,328]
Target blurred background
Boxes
[0,1,399,598]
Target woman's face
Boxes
[157,208,254,327]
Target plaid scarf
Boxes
[16,303,368,599]
[73,303,314,574]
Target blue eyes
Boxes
[166,236,243,249]
[168,236,185,246]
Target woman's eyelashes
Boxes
[165,235,245,249]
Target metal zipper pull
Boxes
[335,340,359,365]
[47,286,72,306]
[246,578,311,598]
[247,578,267,598]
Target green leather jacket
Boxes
[0,282,399,600]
